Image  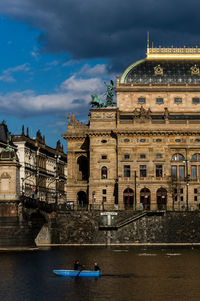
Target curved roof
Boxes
[120,59,200,84]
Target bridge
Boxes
[0,196,57,249]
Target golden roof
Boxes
[146,46,200,60]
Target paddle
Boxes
[75,264,84,278]
[75,270,81,278]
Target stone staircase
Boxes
[99,211,148,230]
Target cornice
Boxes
[114,130,200,136]
[115,85,200,93]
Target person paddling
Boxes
[94,262,100,271]
[74,260,82,270]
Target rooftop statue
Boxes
[89,80,115,108]
[105,80,116,106]
[89,94,105,108]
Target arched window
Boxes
[172,153,185,161]
[101,166,107,179]
[191,153,200,161]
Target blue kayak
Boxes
[53,269,101,277]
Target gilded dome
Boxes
[120,47,200,84]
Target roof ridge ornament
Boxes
[146,44,200,60]
[191,64,200,76]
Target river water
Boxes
[1,246,200,301]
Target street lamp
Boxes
[54,154,61,205]
[183,159,190,211]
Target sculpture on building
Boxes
[89,80,115,108]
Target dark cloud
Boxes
[0,0,200,71]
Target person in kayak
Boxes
[74,260,82,270]
[94,262,100,271]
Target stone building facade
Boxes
[13,127,67,204]
[63,45,200,211]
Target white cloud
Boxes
[0,63,30,82]
[60,75,104,93]
[0,68,111,117]
[79,64,108,77]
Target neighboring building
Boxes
[13,126,67,204]
[63,44,200,211]
[0,121,20,202]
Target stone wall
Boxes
[47,211,200,245]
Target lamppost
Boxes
[134,170,137,210]
[54,154,61,206]
[34,147,39,199]
[183,159,190,211]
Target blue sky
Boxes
[0,16,112,150]
[1,0,200,150]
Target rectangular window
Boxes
[180,188,183,194]
[179,165,185,179]
[156,98,163,104]
[156,153,162,159]
[194,188,198,194]
[124,154,130,159]
[180,196,184,202]
[138,97,146,104]
[171,166,177,178]
[124,165,131,177]
[192,98,200,104]
[102,196,107,202]
[174,98,182,103]
[140,154,146,159]
[194,196,198,202]
[191,165,197,179]
[156,165,162,177]
[101,155,107,160]
[102,189,107,195]
[140,165,147,177]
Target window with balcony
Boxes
[140,165,147,177]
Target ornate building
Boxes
[13,127,67,204]
[63,45,200,211]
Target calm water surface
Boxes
[1,246,200,301]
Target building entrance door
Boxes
[123,188,134,209]
[77,191,88,208]
[157,188,167,210]
[140,188,151,210]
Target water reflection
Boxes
[1,247,200,301]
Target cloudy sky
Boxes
[0,0,199,149]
